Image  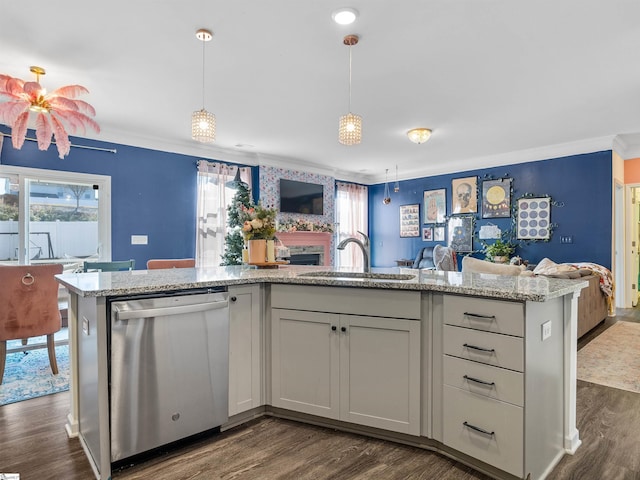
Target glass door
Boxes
[0,166,111,268]
[0,173,19,263]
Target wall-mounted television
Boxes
[279,179,324,215]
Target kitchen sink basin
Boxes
[298,271,416,280]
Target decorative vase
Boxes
[247,239,267,263]
[266,239,276,263]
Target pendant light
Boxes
[394,165,400,193]
[383,169,391,205]
[338,34,362,145]
[192,28,216,143]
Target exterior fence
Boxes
[0,221,98,261]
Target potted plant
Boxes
[483,238,516,263]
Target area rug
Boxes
[0,344,69,406]
[577,321,640,393]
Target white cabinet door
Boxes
[228,285,262,416]
[271,308,340,419]
[340,315,421,435]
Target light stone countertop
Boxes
[55,265,587,302]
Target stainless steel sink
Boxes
[298,271,416,280]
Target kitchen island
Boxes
[56,265,587,480]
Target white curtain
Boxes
[196,161,252,267]
[335,182,368,268]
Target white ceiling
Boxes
[2,1,640,184]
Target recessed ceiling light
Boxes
[332,8,358,25]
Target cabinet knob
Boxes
[331,325,337,331]
[230,296,237,302]
[341,326,347,333]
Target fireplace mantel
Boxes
[276,231,332,266]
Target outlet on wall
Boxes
[131,235,148,245]
[542,321,552,341]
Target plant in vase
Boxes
[482,238,516,264]
[240,203,277,263]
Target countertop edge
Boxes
[56,268,589,303]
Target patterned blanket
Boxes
[569,262,615,316]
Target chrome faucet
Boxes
[337,231,371,273]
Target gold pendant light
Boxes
[338,34,362,145]
[192,28,216,143]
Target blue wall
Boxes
[0,126,200,268]
[1,126,613,271]
[369,151,613,269]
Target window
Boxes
[0,165,111,269]
[195,161,252,267]
[335,182,368,268]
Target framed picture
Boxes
[422,227,433,241]
[482,178,512,218]
[517,197,551,240]
[423,189,446,224]
[452,176,478,214]
[400,204,420,237]
[434,226,445,242]
[447,215,474,252]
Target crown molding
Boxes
[613,133,640,160]
[94,127,262,166]
[365,135,617,184]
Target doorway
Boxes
[621,184,640,308]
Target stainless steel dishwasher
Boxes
[109,288,229,462]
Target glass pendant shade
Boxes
[339,113,362,145]
[383,168,391,204]
[192,108,216,143]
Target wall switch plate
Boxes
[542,321,551,341]
[560,235,573,244]
[131,235,148,245]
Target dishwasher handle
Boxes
[113,299,228,321]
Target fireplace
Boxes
[289,253,321,265]
[276,232,332,266]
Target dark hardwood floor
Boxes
[2,309,639,480]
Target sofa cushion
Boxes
[461,256,526,276]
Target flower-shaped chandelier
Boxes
[0,66,99,159]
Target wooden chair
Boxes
[83,260,135,272]
[0,264,64,384]
[146,258,196,269]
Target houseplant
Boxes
[483,238,515,263]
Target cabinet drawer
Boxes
[443,355,523,406]
[443,295,524,337]
[443,385,523,477]
[443,325,523,372]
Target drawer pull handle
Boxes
[463,421,495,437]
[464,312,496,320]
[463,343,495,353]
[463,375,495,387]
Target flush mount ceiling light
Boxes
[332,8,358,25]
[0,66,100,159]
[192,28,216,143]
[338,34,362,146]
[407,128,432,144]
